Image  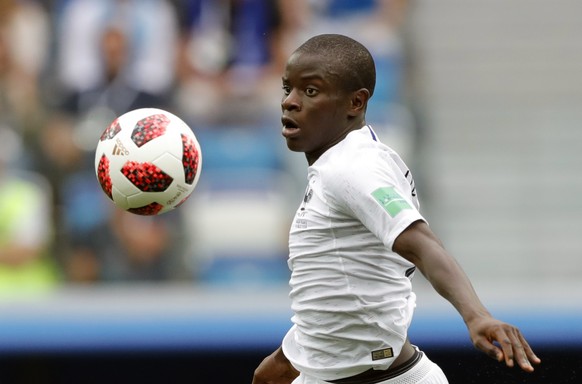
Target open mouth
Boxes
[281,116,299,129]
[281,116,300,138]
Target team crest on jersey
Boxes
[371,187,412,217]
[303,187,313,203]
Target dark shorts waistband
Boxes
[326,348,423,384]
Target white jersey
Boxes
[282,125,426,381]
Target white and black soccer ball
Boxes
[95,108,202,215]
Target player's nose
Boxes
[281,90,301,112]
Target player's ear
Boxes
[348,88,370,117]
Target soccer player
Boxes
[251,34,541,384]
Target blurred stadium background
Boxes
[0,0,580,382]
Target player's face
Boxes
[281,51,355,165]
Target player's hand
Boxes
[466,316,541,372]
[252,346,300,384]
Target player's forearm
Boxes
[418,248,492,325]
[394,221,493,324]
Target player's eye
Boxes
[282,85,291,95]
[305,87,318,97]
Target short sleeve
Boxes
[325,153,426,249]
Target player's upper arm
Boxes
[393,219,444,266]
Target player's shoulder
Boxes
[317,128,390,182]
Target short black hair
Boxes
[294,34,376,98]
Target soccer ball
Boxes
[95,108,202,215]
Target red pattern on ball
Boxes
[100,119,122,141]
[181,133,200,185]
[97,154,113,199]
[128,202,164,216]
[121,161,174,192]
[131,113,170,147]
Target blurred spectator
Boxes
[34,113,105,280]
[54,0,178,98]
[57,24,173,151]
[53,0,179,151]
[0,0,59,295]
[0,0,50,164]
[174,0,286,127]
[0,129,59,296]
[66,207,190,283]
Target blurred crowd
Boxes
[0,0,413,293]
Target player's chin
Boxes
[284,138,304,153]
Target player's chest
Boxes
[290,179,353,234]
